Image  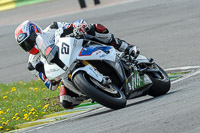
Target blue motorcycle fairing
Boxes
[79,46,112,56]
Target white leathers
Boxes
[43,22,68,45]
[28,53,40,76]
[94,32,112,44]
[28,22,68,71]
[93,32,129,52]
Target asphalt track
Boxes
[1,0,200,132]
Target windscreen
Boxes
[35,34,51,58]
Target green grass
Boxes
[0,79,65,132]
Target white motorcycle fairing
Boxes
[43,37,116,82]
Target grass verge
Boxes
[0,79,65,132]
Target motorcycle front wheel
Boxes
[73,72,127,110]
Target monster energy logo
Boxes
[134,71,145,89]
[134,71,140,89]
[127,70,145,90]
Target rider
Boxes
[15,19,140,109]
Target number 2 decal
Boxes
[61,43,69,54]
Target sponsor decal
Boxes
[46,69,60,73]
[96,51,101,55]
[127,70,146,90]
[99,54,106,58]
[89,67,99,77]
[128,77,134,90]
[134,71,146,89]
[134,71,141,88]
[17,33,27,42]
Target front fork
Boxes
[63,60,111,96]
[71,60,112,85]
[84,60,112,85]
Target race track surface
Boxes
[1,0,200,132]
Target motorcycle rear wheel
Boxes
[147,64,171,97]
[73,72,127,110]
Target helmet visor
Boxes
[19,39,35,52]
[19,31,37,52]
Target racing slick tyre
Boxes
[147,64,171,97]
[73,72,127,110]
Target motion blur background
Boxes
[0,0,200,83]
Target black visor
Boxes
[19,31,37,52]
[19,39,35,52]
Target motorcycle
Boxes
[37,34,171,110]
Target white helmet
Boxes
[15,20,42,55]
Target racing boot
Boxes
[60,85,87,109]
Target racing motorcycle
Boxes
[37,34,171,110]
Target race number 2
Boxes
[61,43,69,54]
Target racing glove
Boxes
[73,24,89,37]
[126,45,140,58]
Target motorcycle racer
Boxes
[15,19,140,109]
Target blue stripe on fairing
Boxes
[79,46,112,56]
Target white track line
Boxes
[167,66,200,84]
[165,66,200,71]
